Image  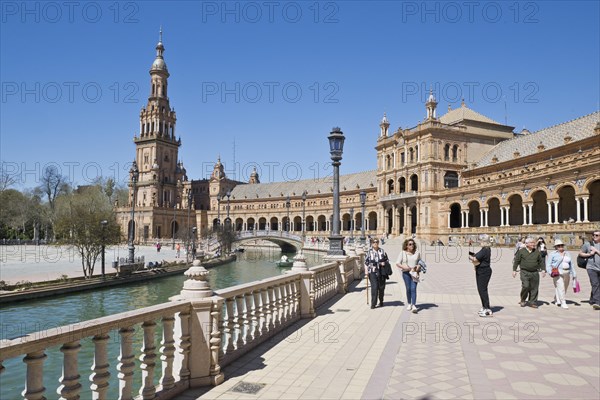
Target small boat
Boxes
[235,247,245,253]
[276,255,293,268]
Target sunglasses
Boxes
[408,243,415,246]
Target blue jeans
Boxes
[402,271,418,305]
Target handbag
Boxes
[573,279,581,293]
[550,267,560,277]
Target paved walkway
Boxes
[179,241,600,400]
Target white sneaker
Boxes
[406,304,413,311]
[411,306,418,313]
[561,303,569,309]
[485,309,493,316]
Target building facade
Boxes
[117,36,600,247]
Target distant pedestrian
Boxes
[364,239,390,309]
[579,230,600,310]
[176,243,181,258]
[156,242,162,253]
[396,239,422,313]
[513,237,546,308]
[470,235,493,317]
[537,237,548,265]
[546,239,576,309]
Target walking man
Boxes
[513,237,546,308]
[579,230,600,310]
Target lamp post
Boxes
[349,207,354,244]
[100,220,108,279]
[302,190,307,241]
[187,190,192,262]
[285,195,291,232]
[360,190,366,245]
[171,196,178,250]
[191,227,197,260]
[327,127,345,256]
[128,161,139,263]
[225,190,231,229]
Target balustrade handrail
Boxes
[213,273,302,299]
[0,301,190,360]
[308,262,338,273]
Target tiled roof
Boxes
[230,170,377,200]
[473,111,600,168]
[439,105,501,125]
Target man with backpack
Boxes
[579,231,600,310]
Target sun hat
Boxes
[554,239,565,247]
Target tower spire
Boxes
[426,87,438,120]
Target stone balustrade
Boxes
[0,252,365,400]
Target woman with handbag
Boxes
[364,239,390,309]
[547,239,577,309]
[396,239,421,313]
[469,235,493,317]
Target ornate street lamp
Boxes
[285,195,291,232]
[128,161,139,263]
[225,190,231,229]
[302,190,307,240]
[191,227,197,260]
[328,127,345,256]
[360,190,366,245]
[100,220,108,279]
[349,207,354,244]
[187,189,192,262]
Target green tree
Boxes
[55,185,121,278]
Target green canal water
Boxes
[0,248,324,399]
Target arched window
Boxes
[410,174,418,191]
[399,177,406,193]
[409,148,414,163]
[444,144,450,161]
[452,145,459,162]
[387,179,394,194]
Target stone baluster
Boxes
[139,320,157,399]
[91,334,110,400]
[117,326,135,400]
[251,290,261,339]
[293,280,301,318]
[22,351,47,400]
[277,285,287,325]
[268,286,279,330]
[308,274,316,316]
[223,298,235,354]
[209,301,223,383]
[286,282,295,320]
[174,309,191,382]
[159,315,176,391]
[262,288,274,332]
[234,295,246,349]
[57,340,82,400]
[243,292,254,343]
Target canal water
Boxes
[0,248,324,399]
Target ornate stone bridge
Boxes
[234,230,304,252]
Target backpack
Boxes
[577,241,594,269]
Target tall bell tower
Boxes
[132,29,186,210]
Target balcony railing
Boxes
[1,252,365,399]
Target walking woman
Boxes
[364,239,390,309]
[547,239,577,309]
[537,237,548,266]
[396,239,421,313]
[469,235,493,317]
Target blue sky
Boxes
[1,1,599,190]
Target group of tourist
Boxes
[364,230,600,315]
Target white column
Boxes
[522,205,527,225]
[582,196,589,222]
[528,204,533,225]
[553,201,559,224]
[479,209,484,227]
[460,211,464,228]
[484,209,489,227]
[547,202,553,224]
[506,207,511,226]
[500,207,505,226]
[465,211,470,228]
[576,197,582,222]
[447,212,451,228]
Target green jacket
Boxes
[513,248,544,272]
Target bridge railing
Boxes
[235,230,303,243]
[1,251,366,399]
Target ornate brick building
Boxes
[117,36,600,247]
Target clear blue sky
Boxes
[1,1,599,190]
